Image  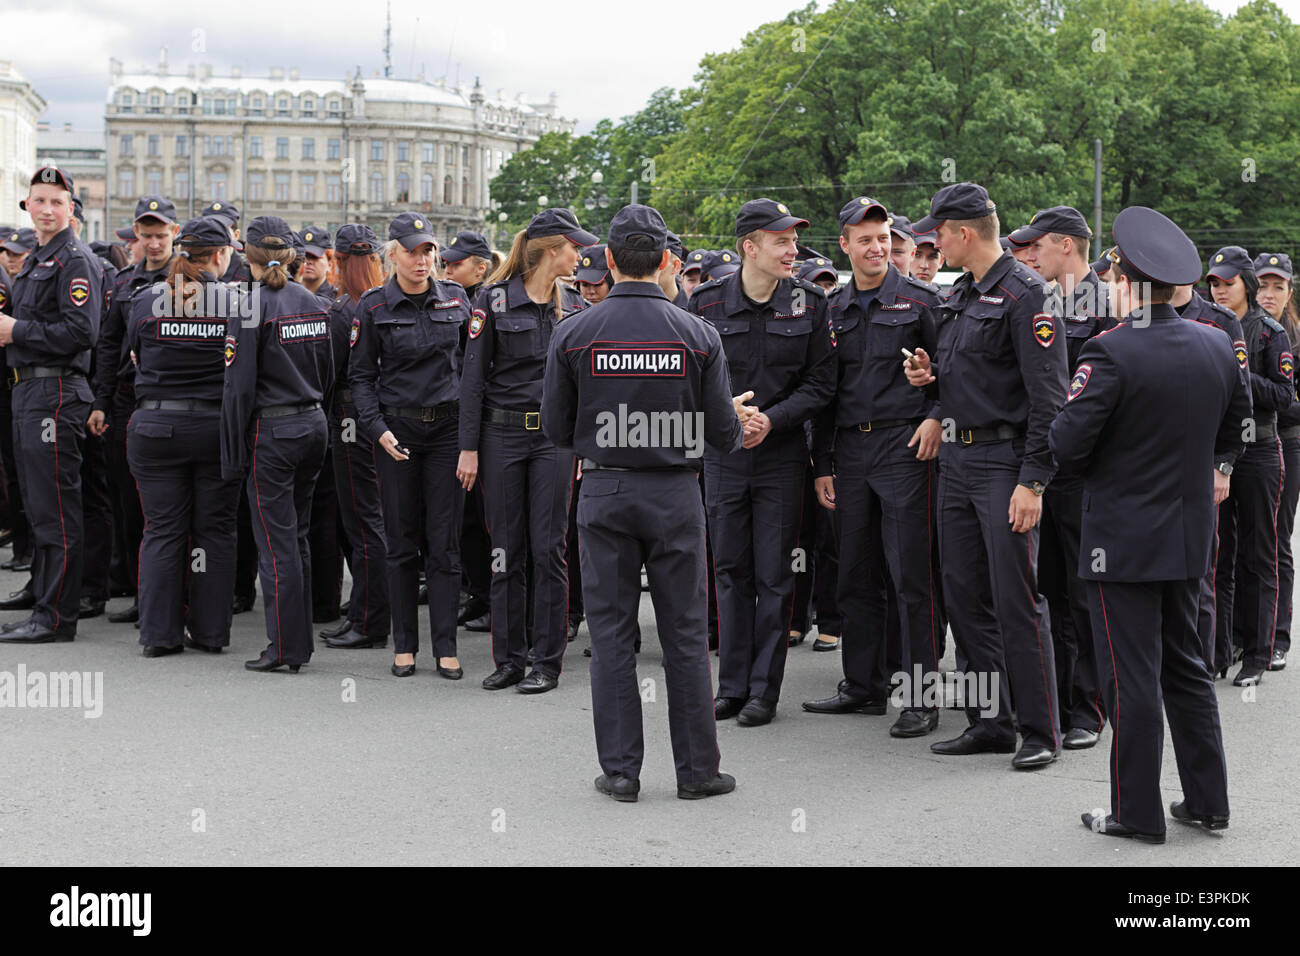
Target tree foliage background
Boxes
[491,0,1300,266]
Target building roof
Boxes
[37,129,106,151]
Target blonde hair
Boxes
[488,230,569,318]
[245,240,295,291]
[383,238,442,280]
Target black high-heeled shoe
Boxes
[245,652,300,673]
[392,659,416,677]
[437,658,463,680]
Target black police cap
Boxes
[441,230,492,262]
[889,213,914,241]
[1005,229,1033,249]
[702,249,739,280]
[20,165,76,210]
[913,224,939,248]
[999,237,1013,253]
[1010,205,1092,244]
[682,249,706,274]
[1206,245,1254,282]
[175,216,234,249]
[114,225,136,242]
[527,207,598,247]
[837,196,889,229]
[576,244,611,283]
[289,230,307,258]
[608,203,667,251]
[913,182,996,235]
[299,225,331,256]
[72,196,85,223]
[666,231,685,260]
[1109,207,1202,286]
[202,201,240,225]
[797,255,838,283]
[737,198,808,237]
[388,212,438,251]
[1091,249,1115,275]
[330,223,378,256]
[134,195,178,226]
[246,215,295,249]
[1254,252,1293,280]
[1,227,37,253]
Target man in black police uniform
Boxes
[904,182,1067,768]
[542,203,747,801]
[0,166,101,642]
[204,202,252,284]
[1051,206,1249,843]
[689,199,836,726]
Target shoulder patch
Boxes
[1233,339,1248,369]
[1033,313,1056,348]
[1281,351,1294,380]
[224,334,237,367]
[349,315,360,348]
[1068,363,1092,401]
[827,314,837,349]
[69,277,90,307]
[468,309,485,339]
[0,285,6,311]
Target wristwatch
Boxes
[1019,481,1046,496]
[1216,462,1233,477]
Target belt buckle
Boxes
[858,422,871,432]
[959,429,974,445]
[525,411,541,431]
[9,369,17,386]
[420,406,435,422]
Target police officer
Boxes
[298,226,335,300]
[350,213,467,681]
[903,182,1066,768]
[0,166,101,642]
[127,216,242,655]
[0,228,37,278]
[542,202,746,801]
[680,249,706,299]
[575,243,612,305]
[220,216,333,672]
[1052,206,1248,843]
[1207,246,1293,686]
[699,249,739,284]
[90,196,180,625]
[0,231,33,580]
[1256,251,1298,672]
[457,207,594,694]
[887,213,915,275]
[662,232,690,308]
[689,198,836,726]
[1012,206,1114,750]
[318,225,391,650]
[803,197,944,736]
[910,227,945,287]
[797,253,839,293]
[204,202,252,284]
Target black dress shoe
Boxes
[930,731,1016,756]
[142,644,184,658]
[437,659,464,680]
[107,603,139,624]
[1269,649,1287,670]
[0,529,12,547]
[714,696,746,720]
[0,620,74,643]
[1232,664,1265,686]
[1012,744,1059,770]
[231,594,256,614]
[568,617,582,642]
[184,635,223,653]
[1,615,33,632]
[78,597,106,619]
[526,646,537,664]
[457,597,489,626]
[1080,811,1165,844]
[319,618,354,640]
[463,612,490,632]
[322,622,388,648]
[391,661,416,677]
[244,652,300,673]
[812,635,839,652]
[482,662,525,690]
[677,772,736,800]
[787,630,806,647]
[594,773,640,802]
[2,557,32,573]
[737,697,776,726]
[583,644,592,658]
[1063,727,1100,750]
[417,584,428,606]
[890,708,939,737]
[1170,801,1229,830]
[517,670,558,694]
[802,681,887,715]
[0,585,35,611]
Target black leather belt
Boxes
[11,366,78,385]
[257,401,321,419]
[854,417,923,433]
[484,406,541,430]
[1280,425,1300,441]
[1253,423,1277,441]
[336,388,353,403]
[136,398,221,412]
[581,458,694,474]
[956,424,1023,445]
[381,401,458,422]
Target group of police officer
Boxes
[0,162,1290,827]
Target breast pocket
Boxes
[867,310,922,358]
[959,304,1009,356]
[495,315,539,359]
[375,317,419,359]
[766,316,812,369]
[1064,317,1096,342]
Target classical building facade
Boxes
[37,124,108,243]
[0,61,47,228]
[105,57,574,245]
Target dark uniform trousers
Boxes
[378,415,461,658]
[235,488,259,604]
[463,483,493,606]
[705,441,805,703]
[579,470,720,786]
[128,409,240,646]
[790,468,841,638]
[836,425,941,705]
[308,444,342,619]
[79,430,113,602]
[330,397,390,638]
[1089,578,1229,836]
[12,376,90,630]
[1043,477,1105,733]
[0,371,31,560]
[478,421,573,677]
[938,439,1060,751]
[1276,433,1300,654]
[246,408,327,665]
[1216,438,1284,670]
[107,386,144,592]
[565,475,583,624]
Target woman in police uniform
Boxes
[128,216,243,656]
[349,213,468,680]
[457,208,595,694]
[220,217,334,673]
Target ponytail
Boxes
[245,240,294,291]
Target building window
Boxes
[147,169,163,194]
[175,170,189,201]
[249,136,262,158]
[422,142,434,163]
[327,138,340,161]
[397,141,410,163]
[328,98,341,118]
[327,174,341,204]
[462,177,470,206]
[443,175,452,205]
[275,173,290,202]
[120,134,133,156]
[204,136,231,157]
[176,135,190,158]
[462,145,469,166]
[210,171,227,200]
[120,91,134,112]
[248,172,265,201]
[421,173,434,203]
[395,171,410,204]
[175,92,190,114]
[148,93,161,114]
[301,175,315,203]
[370,140,384,162]
[302,138,315,160]
[214,98,227,115]
[495,149,503,169]
[277,97,290,116]
[276,137,289,160]
[368,172,383,204]
[302,97,315,116]
[119,170,135,196]
[146,134,159,157]
[445,145,454,165]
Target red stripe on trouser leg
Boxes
[251,420,283,659]
[1096,583,1120,821]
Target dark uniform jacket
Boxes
[126,272,235,402]
[94,257,174,411]
[8,226,101,378]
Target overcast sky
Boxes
[2,0,1276,134]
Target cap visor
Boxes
[1257,266,1292,280]
[0,242,23,253]
[135,213,175,226]
[802,267,837,282]
[682,263,702,274]
[439,247,472,262]
[576,268,610,283]
[712,264,740,278]
[1007,226,1042,247]
[911,215,942,235]
[399,233,438,251]
[1206,265,1240,281]
[303,244,327,256]
[761,216,809,233]
[566,228,600,247]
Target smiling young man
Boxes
[688,198,835,726]
[0,166,103,642]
